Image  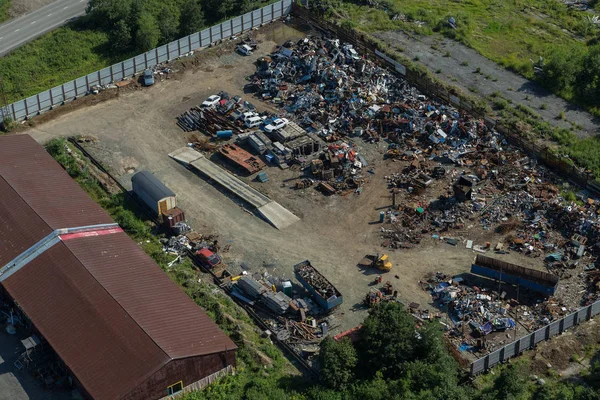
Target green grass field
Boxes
[0,21,115,103]
[330,0,592,78]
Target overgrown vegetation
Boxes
[317,0,600,109]
[0,0,10,23]
[1,0,273,103]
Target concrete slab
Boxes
[168,147,203,165]
[257,201,301,230]
[169,147,299,229]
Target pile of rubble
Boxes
[422,272,575,354]
[160,231,223,256]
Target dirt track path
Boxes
[375,30,599,138]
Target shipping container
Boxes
[471,255,559,296]
[294,260,343,311]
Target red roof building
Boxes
[0,135,236,400]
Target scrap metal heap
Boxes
[422,272,571,355]
[231,269,339,365]
[295,261,338,301]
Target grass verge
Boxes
[0,0,10,23]
[1,19,115,103]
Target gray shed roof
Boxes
[131,171,175,201]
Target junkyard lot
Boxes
[26,21,547,334]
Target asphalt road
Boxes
[0,0,89,56]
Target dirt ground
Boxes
[374,31,600,138]
[21,20,567,336]
[8,0,55,18]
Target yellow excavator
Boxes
[358,253,392,272]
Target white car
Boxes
[264,118,289,133]
[237,44,253,56]
[202,95,221,108]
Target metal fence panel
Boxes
[87,72,99,87]
[563,313,576,330]
[190,32,201,49]
[62,81,75,100]
[100,67,112,85]
[200,28,210,46]
[38,91,52,112]
[252,9,261,27]
[13,100,26,120]
[533,328,546,344]
[502,342,517,360]
[232,17,243,34]
[471,359,485,375]
[133,55,146,73]
[179,37,190,54]
[123,59,135,77]
[592,301,600,317]
[548,321,560,337]
[273,2,282,17]
[243,12,253,30]
[518,335,531,352]
[25,96,37,116]
[75,77,87,97]
[156,45,169,63]
[487,350,500,369]
[111,64,124,82]
[50,86,64,105]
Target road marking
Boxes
[63,6,68,9]
[31,21,36,24]
[47,13,52,16]
[14,29,19,32]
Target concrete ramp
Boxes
[257,201,300,230]
[169,147,299,230]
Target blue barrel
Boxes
[216,130,233,139]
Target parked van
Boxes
[245,116,263,128]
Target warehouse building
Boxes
[0,135,236,400]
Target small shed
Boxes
[131,171,176,215]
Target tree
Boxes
[481,364,528,400]
[576,45,600,105]
[109,19,133,53]
[158,5,180,43]
[86,0,133,27]
[350,372,389,400]
[179,0,205,36]
[539,46,583,94]
[135,12,161,52]
[319,337,357,391]
[358,302,416,378]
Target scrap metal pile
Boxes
[161,231,223,256]
[231,270,338,365]
[422,272,572,354]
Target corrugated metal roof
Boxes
[131,170,175,201]
[0,176,52,266]
[0,135,237,400]
[2,241,169,400]
[0,135,112,229]
[64,231,237,358]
